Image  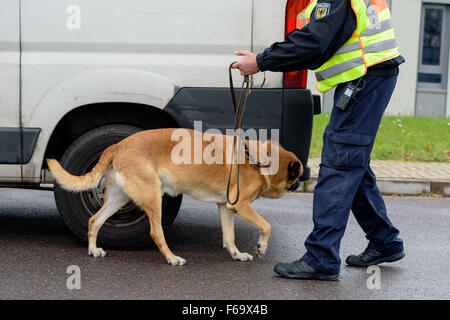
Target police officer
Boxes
[233,0,405,280]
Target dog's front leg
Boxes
[229,202,271,258]
[217,203,253,262]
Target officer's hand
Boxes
[232,50,260,76]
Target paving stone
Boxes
[306,158,450,195]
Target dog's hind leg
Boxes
[218,203,253,262]
[123,173,185,266]
[144,193,186,265]
[88,180,130,257]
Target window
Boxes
[422,8,443,66]
[417,5,448,87]
[416,3,449,117]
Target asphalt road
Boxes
[0,188,448,300]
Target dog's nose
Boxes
[288,179,301,192]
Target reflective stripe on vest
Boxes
[298,0,400,92]
[316,57,365,81]
[364,38,398,53]
[334,36,397,57]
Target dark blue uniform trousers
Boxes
[302,74,404,275]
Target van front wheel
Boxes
[53,124,182,249]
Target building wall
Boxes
[389,0,422,116]
[447,49,450,117]
[308,0,450,117]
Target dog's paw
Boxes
[232,252,254,262]
[88,247,107,258]
[167,256,186,266]
[255,243,267,258]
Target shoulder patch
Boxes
[315,3,331,19]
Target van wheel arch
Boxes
[45,103,182,249]
[44,102,179,162]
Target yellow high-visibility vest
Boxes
[297,0,400,93]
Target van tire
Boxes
[53,124,182,249]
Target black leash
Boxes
[226,63,270,206]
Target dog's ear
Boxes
[288,161,301,180]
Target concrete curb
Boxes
[303,177,450,196]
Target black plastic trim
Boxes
[282,89,314,181]
[313,94,322,115]
[0,128,41,164]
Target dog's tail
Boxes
[46,145,116,192]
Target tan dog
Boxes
[47,128,302,265]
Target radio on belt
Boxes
[336,77,365,111]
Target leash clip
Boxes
[244,75,253,94]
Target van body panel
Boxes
[19,0,253,182]
[0,0,314,185]
[0,0,21,181]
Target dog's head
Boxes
[260,141,303,198]
[286,161,302,192]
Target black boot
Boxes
[346,247,405,267]
[274,259,340,281]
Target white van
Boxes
[0,0,319,248]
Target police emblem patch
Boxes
[315,3,331,19]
